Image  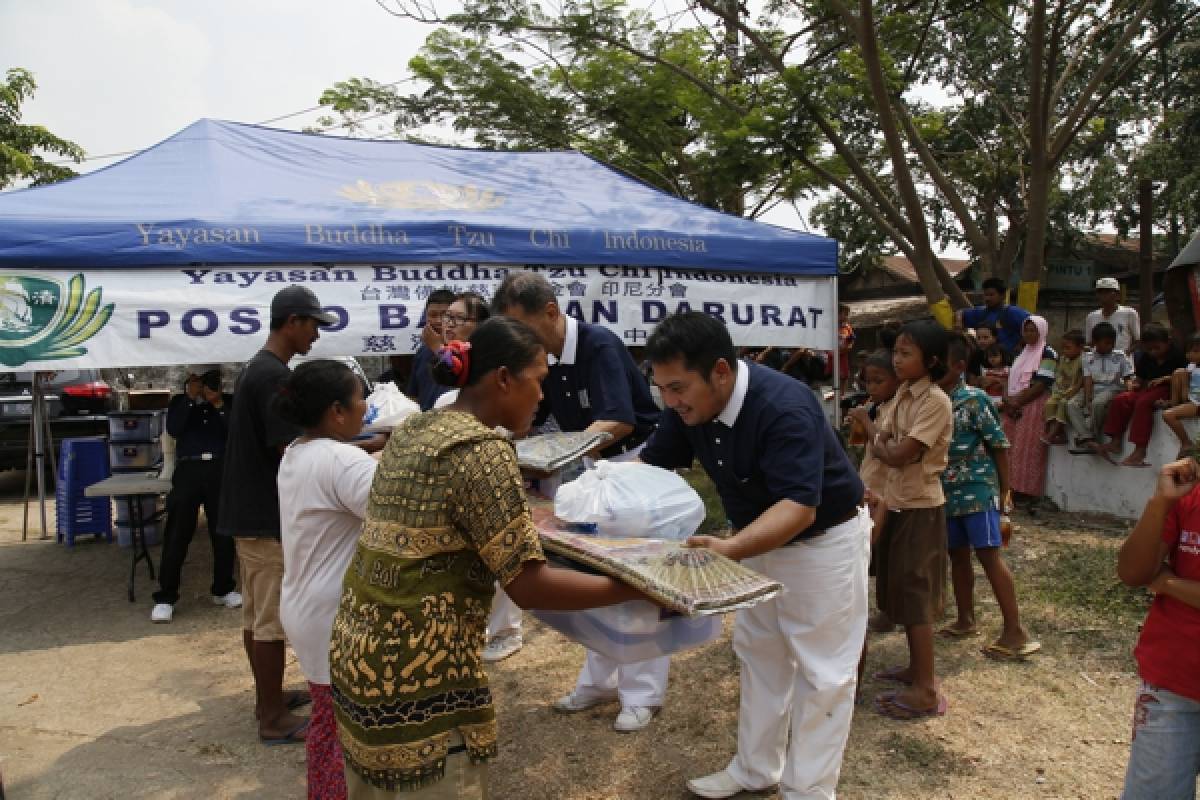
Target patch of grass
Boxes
[680,466,728,535]
[1027,540,1151,621]
[881,732,974,775]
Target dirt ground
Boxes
[0,468,1148,800]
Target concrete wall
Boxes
[1044,416,1200,519]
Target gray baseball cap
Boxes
[270,286,337,325]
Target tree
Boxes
[318,20,812,218]
[1102,3,1200,252]
[342,0,1198,320]
[0,68,84,190]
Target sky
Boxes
[1,1,430,165]
[0,0,815,232]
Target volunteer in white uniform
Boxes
[640,311,870,800]
[492,272,664,733]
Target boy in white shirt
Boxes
[1067,322,1133,452]
[1085,277,1140,353]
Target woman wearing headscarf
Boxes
[999,316,1057,498]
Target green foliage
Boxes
[0,68,84,190]
[326,0,1199,298]
[319,5,817,215]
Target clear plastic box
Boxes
[533,600,721,664]
[107,411,163,442]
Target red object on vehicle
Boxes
[61,380,111,400]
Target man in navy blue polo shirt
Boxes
[640,311,870,800]
[493,271,666,733]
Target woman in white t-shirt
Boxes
[276,360,378,800]
[435,291,528,664]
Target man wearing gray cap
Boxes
[217,285,336,745]
[150,364,237,624]
[1086,277,1140,353]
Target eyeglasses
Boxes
[443,313,476,326]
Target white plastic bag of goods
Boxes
[532,600,721,664]
[361,382,420,433]
[553,461,706,541]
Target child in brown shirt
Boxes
[854,320,953,720]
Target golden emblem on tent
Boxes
[338,180,505,211]
[0,273,114,367]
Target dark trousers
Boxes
[153,459,237,605]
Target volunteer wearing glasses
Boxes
[435,292,529,664]
[151,365,240,624]
[492,272,665,733]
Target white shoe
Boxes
[686,769,753,799]
[613,705,658,732]
[150,603,174,623]
[482,633,523,663]
[552,690,617,713]
[212,591,242,609]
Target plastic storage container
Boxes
[108,440,163,470]
[108,411,163,442]
[533,600,721,664]
[56,437,112,546]
[113,495,165,525]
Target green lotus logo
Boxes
[0,273,114,367]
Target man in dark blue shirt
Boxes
[492,271,665,733]
[493,273,659,458]
[151,365,238,624]
[405,288,456,410]
[639,311,869,800]
[957,277,1030,356]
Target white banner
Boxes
[0,265,836,371]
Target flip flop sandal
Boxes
[255,690,311,720]
[260,718,310,746]
[873,692,948,720]
[937,625,980,639]
[981,641,1042,661]
[1120,462,1152,468]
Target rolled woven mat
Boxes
[516,431,613,472]
[530,501,781,616]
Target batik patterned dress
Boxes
[329,410,544,792]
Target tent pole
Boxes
[831,275,841,421]
[21,393,35,542]
[33,373,49,540]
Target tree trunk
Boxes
[847,0,952,326]
[1020,0,1049,312]
[1139,177,1155,326]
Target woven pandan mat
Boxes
[530,502,781,616]
[515,431,613,472]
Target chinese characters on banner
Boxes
[1,264,836,371]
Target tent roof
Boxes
[0,119,836,274]
[1169,231,1200,269]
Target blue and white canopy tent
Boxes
[0,119,838,370]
